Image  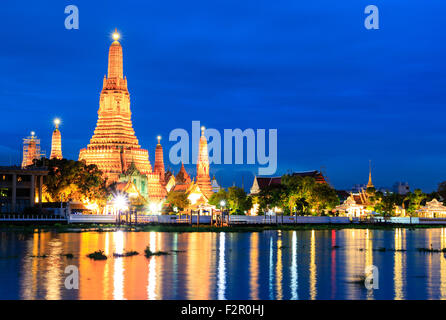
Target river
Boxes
[1,228,446,300]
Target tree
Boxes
[404,189,426,215]
[437,181,446,201]
[310,183,340,214]
[227,186,252,214]
[374,192,399,217]
[280,174,339,216]
[281,175,316,215]
[33,158,107,206]
[208,189,228,209]
[257,184,287,214]
[166,191,190,211]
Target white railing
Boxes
[68,214,117,224]
[0,214,66,221]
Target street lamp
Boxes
[113,194,128,224]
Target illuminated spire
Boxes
[154,136,165,184]
[79,30,153,183]
[112,28,120,41]
[108,28,123,79]
[367,160,374,188]
[196,125,213,198]
[50,119,63,160]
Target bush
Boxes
[87,250,107,260]
[144,246,169,258]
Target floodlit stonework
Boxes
[50,120,63,160]
[78,31,165,200]
[196,127,213,198]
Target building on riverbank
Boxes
[0,166,48,213]
[417,199,446,218]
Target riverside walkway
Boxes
[1,214,444,226]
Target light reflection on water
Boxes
[1,228,446,300]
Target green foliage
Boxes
[34,158,107,206]
[404,189,426,215]
[208,189,228,208]
[209,187,252,214]
[227,186,252,214]
[257,184,288,213]
[281,175,339,215]
[309,183,340,212]
[166,191,190,210]
[373,192,400,217]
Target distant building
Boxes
[250,170,327,195]
[417,199,446,218]
[393,182,410,195]
[249,170,327,215]
[336,162,390,217]
[0,166,48,213]
[211,176,221,193]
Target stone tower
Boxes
[79,30,153,183]
[196,126,213,198]
[154,136,165,184]
[50,119,63,160]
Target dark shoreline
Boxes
[1,223,446,233]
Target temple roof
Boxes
[176,162,191,184]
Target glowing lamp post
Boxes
[219,200,226,226]
[114,194,128,224]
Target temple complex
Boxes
[335,164,376,217]
[77,30,217,212]
[167,129,216,209]
[78,30,166,201]
[50,119,63,160]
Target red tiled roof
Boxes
[256,177,282,189]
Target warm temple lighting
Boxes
[31,131,35,136]
[201,126,205,134]
[157,135,161,143]
[112,29,120,41]
[54,118,61,128]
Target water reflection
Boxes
[290,231,298,300]
[147,232,157,300]
[393,228,405,300]
[268,236,274,300]
[309,230,316,300]
[2,228,446,300]
[217,233,226,300]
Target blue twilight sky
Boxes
[0,1,445,192]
